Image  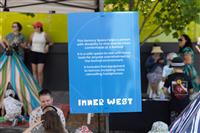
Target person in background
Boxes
[24,109,68,133]
[1,87,24,126]
[28,21,53,87]
[163,57,193,122]
[159,53,178,98]
[29,89,65,128]
[183,50,200,93]
[145,45,165,99]
[41,110,68,133]
[2,22,26,60]
[162,53,178,81]
[178,34,194,59]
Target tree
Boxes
[104,0,200,44]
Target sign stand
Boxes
[105,113,110,133]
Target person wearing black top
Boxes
[163,57,193,123]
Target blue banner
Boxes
[68,12,141,113]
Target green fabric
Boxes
[20,77,28,114]
[0,61,7,98]
[0,116,6,122]
[184,64,200,92]
[181,47,195,61]
[181,47,200,92]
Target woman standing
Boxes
[183,50,200,92]
[178,34,194,58]
[29,21,53,87]
[2,22,26,60]
[179,34,200,92]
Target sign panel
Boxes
[68,12,141,113]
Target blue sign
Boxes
[68,12,141,113]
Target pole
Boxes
[105,113,109,133]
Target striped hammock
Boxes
[0,51,41,114]
[170,93,200,132]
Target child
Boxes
[2,87,24,126]
[159,53,177,98]
[162,57,193,122]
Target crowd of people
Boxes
[0,21,95,133]
[0,86,69,132]
[24,89,68,133]
[1,21,53,87]
[0,21,69,132]
[1,21,198,132]
[145,34,200,122]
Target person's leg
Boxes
[31,63,38,81]
[151,83,158,97]
[37,63,45,87]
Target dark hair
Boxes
[39,27,43,32]
[12,22,22,31]
[41,110,66,133]
[35,26,43,32]
[42,105,57,112]
[39,89,52,97]
[153,43,158,47]
[180,34,193,50]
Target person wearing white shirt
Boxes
[28,21,53,87]
[29,89,65,127]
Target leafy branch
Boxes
[139,0,160,33]
[104,0,200,43]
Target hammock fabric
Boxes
[170,93,200,132]
[0,51,41,114]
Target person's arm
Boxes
[1,40,8,49]
[162,77,170,97]
[0,103,5,116]
[57,108,66,127]
[45,32,53,46]
[44,32,53,53]
[23,120,43,133]
[1,37,10,50]
[163,87,169,96]
[26,33,33,49]
[29,109,41,127]
[19,34,27,49]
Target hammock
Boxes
[0,51,41,114]
[170,93,200,132]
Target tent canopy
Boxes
[0,0,101,13]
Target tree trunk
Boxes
[129,0,134,11]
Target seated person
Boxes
[1,87,24,126]
[29,89,65,127]
[24,106,68,133]
[145,45,165,98]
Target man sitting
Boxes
[29,89,65,127]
